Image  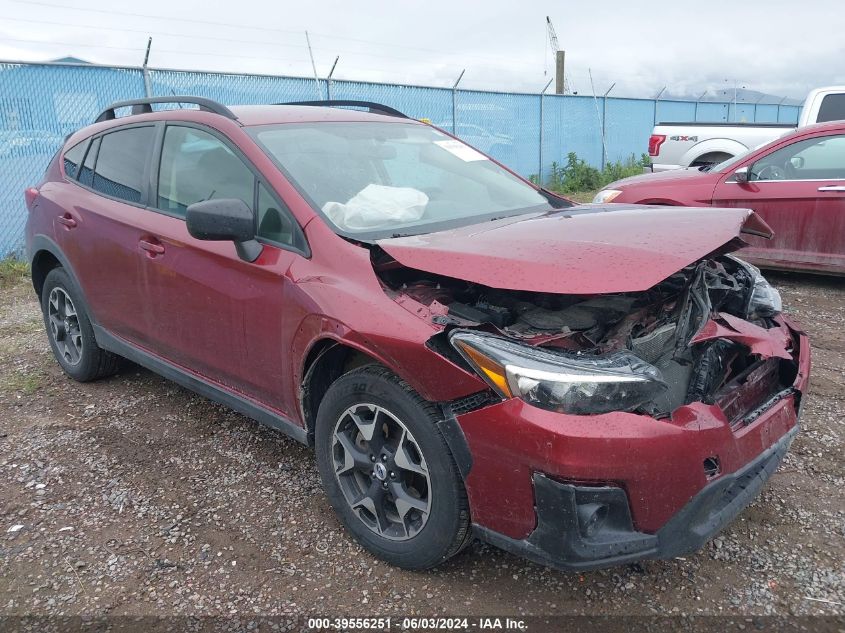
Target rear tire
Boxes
[315,365,471,569]
[41,267,121,382]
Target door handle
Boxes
[56,213,77,228]
[138,238,165,257]
[818,185,845,192]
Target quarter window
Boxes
[157,126,254,216]
[79,137,99,187]
[62,141,86,180]
[257,182,299,247]
[91,127,155,203]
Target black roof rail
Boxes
[94,96,237,124]
[278,100,409,119]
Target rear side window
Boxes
[817,94,845,123]
[157,126,254,216]
[63,141,86,180]
[91,126,155,204]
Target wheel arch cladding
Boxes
[300,340,383,442]
[31,249,62,299]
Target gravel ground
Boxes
[0,270,843,623]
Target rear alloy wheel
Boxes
[47,286,84,366]
[41,267,121,382]
[315,365,471,569]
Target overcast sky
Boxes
[2,0,842,99]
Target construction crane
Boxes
[545,16,569,94]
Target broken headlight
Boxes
[730,257,782,318]
[449,331,668,415]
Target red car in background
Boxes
[594,121,845,275]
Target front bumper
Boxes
[474,425,796,571]
[456,316,809,570]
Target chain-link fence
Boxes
[0,60,804,257]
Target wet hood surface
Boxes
[377,205,772,294]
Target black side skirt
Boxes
[93,325,309,445]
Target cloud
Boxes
[1,0,840,99]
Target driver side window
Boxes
[750,134,845,181]
[157,126,255,216]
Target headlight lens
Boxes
[730,257,782,318]
[449,331,667,415]
[592,189,623,204]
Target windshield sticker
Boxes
[435,139,488,162]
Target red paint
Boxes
[691,313,793,360]
[606,121,845,274]
[458,316,810,538]
[379,206,770,294]
[25,104,813,551]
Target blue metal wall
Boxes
[0,61,803,256]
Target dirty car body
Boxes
[25,98,810,572]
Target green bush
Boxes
[542,152,649,194]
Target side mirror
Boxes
[733,167,750,184]
[186,198,262,262]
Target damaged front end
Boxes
[374,250,796,425]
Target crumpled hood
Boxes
[377,205,772,294]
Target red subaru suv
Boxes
[25,96,810,572]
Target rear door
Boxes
[712,132,845,273]
[56,124,157,343]
[137,123,307,413]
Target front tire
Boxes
[315,365,471,569]
[41,267,120,382]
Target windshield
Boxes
[248,121,561,238]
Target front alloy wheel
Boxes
[332,403,431,540]
[315,365,471,569]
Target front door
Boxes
[712,133,845,273]
[137,124,306,415]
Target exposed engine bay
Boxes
[373,249,797,420]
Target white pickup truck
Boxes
[648,86,845,171]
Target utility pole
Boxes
[546,17,566,95]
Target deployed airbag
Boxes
[323,184,429,230]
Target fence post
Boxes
[325,56,339,101]
[653,86,666,126]
[451,69,465,135]
[601,83,615,171]
[538,78,554,185]
[694,90,706,122]
[776,96,787,123]
[142,37,153,98]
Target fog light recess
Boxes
[576,502,609,538]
